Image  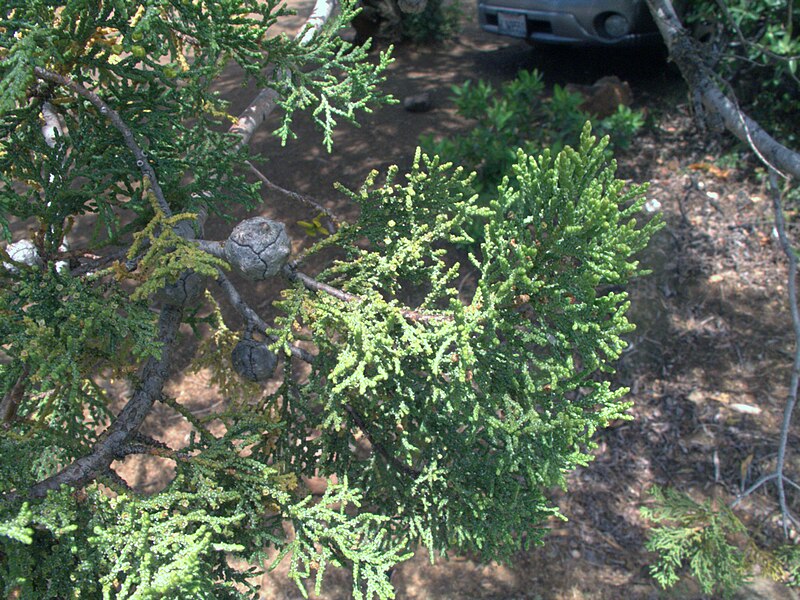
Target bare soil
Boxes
[114,3,800,598]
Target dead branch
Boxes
[297,0,339,45]
[646,0,800,179]
[769,169,800,535]
[231,88,281,151]
[246,161,340,233]
[231,0,339,147]
[733,172,800,535]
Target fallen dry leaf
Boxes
[689,161,732,179]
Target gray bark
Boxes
[645,0,800,180]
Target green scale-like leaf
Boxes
[269,125,661,563]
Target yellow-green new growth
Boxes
[127,195,228,301]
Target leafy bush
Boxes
[420,70,645,240]
[400,0,462,43]
[600,105,646,150]
[642,486,799,598]
[421,70,644,195]
[1,1,657,597]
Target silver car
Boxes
[477,0,662,46]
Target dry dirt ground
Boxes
[111,2,800,598]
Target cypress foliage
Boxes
[271,136,659,566]
[1,1,659,597]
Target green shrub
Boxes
[598,105,645,150]
[401,0,462,43]
[642,486,799,598]
[420,70,645,240]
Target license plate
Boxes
[498,12,527,38]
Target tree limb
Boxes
[0,364,30,426]
[231,87,281,151]
[4,0,340,504]
[33,67,173,217]
[194,239,226,260]
[215,271,317,364]
[40,101,66,149]
[231,0,339,148]
[3,305,183,502]
[646,0,800,179]
[246,161,340,233]
[296,0,338,45]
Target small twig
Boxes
[287,268,452,324]
[768,168,800,536]
[185,398,228,417]
[290,268,359,303]
[71,247,134,277]
[677,181,693,226]
[114,429,187,460]
[117,441,192,461]
[246,161,339,233]
[215,271,316,364]
[33,67,173,217]
[130,431,172,450]
[158,395,216,443]
[731,171,800,536]
[785,477,800,494]
[733,472,777,505]
[344,402,421,478]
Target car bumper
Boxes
[477,1,661,46]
